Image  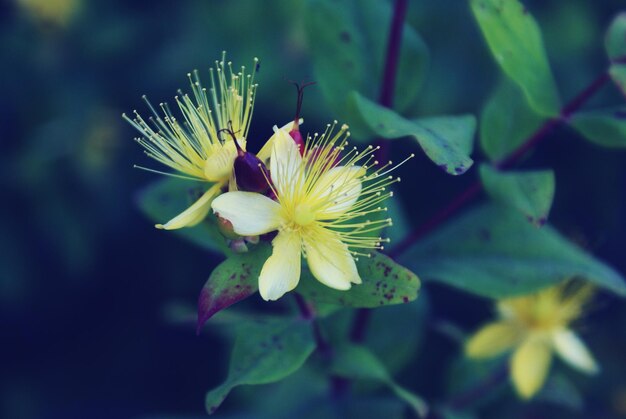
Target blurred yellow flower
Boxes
[17,0,79,26]
[466,281,599,399]
[124,53,257,230]
[212,122,411,300]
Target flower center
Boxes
[294,203,316,226]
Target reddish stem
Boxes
[389,70,611,259]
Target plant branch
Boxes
[351,0,409,344]
[445,362,509,413]
[389,70,611,259]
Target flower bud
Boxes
[233,149,271,193]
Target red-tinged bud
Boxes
[288,80,316,155]
[289,128,305,153]
[216,214,239,240]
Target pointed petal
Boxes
[552,329,599,374]
[270,127,303,196]
[204,141,241,182]
[304,227,360,290]
[309,166,364,219]
[465,321,521,359]
[156,183,222,230]
[510,338,552,399]
[259,231,302,301]
[211,191,281,236]
[257,119,303,163]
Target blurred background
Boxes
[2,0,626,418]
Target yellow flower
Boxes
[211,122,410,300]
[465,281,599,399]
[17,0,79,27]
[124,53,259,230]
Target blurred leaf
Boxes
[570,107,626,148]
[305,0,429,139]
[297,251,420,307]
[535,373,583,411]
[413,115,477,156]
[401,203,626,298]
[445,356,507,409]
[321,293,428,374]
[197,243,271,333]
[350,92,474,175]
[609,64,626,99]
[479,165,555,226]
[205,318,315,415]
[136,177,226,253]
[480,80,544,161]
[331,344,428,417]
[605,13,626,61]
[471,0,560,116]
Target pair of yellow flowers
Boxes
[126,54,599,401]
[124,55,394,301]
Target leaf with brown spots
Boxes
[197,243,271,333]
[296,251,420,307]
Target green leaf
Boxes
[470,0,560,116]
[305,0,429,139]
[401,203,626,298]
[570,107,626,148]
[535,373,583,411]
[321,293,428,374]
[605,13,626,61]
[205,318,316,415]
[296,251,420,307]
[331,344,428,417]
[136,177,226,253]
[413,115,477,156]
[479,165,555,226]
[609,64,626,99]
[350,92,474,175]
[480,80,544,161]
[197,243,271,333]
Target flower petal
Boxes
[156,182,222,230]
[303,227,360,290]
[510,337,553,399]
[270,127,303,196]
[211,191,282,236]
[204,140,242,182]
[309,165,364,219]
[257,119,303,163]
[465,321,522,359]
[258,231,302,301]
[552,329,599,374]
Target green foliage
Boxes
[605,13,626,60]
[330,344,428,417]
[535,373,583,411]
[570,107,626,148]
[197,243,271,332]
[479,165,555,226]
[401,203,626,298]
[205,317,316,415]
[297,251,420,307]
[322,294,428,374]
[304,0,429,140]
[609,64,626,98]
[471,0,561,116]
[480,80,544,161]
[350,92,474,175]
[137,177,226,253]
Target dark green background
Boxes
[2,0,626,418]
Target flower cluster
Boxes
[465,281,599,399]
[126,54,405,301]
